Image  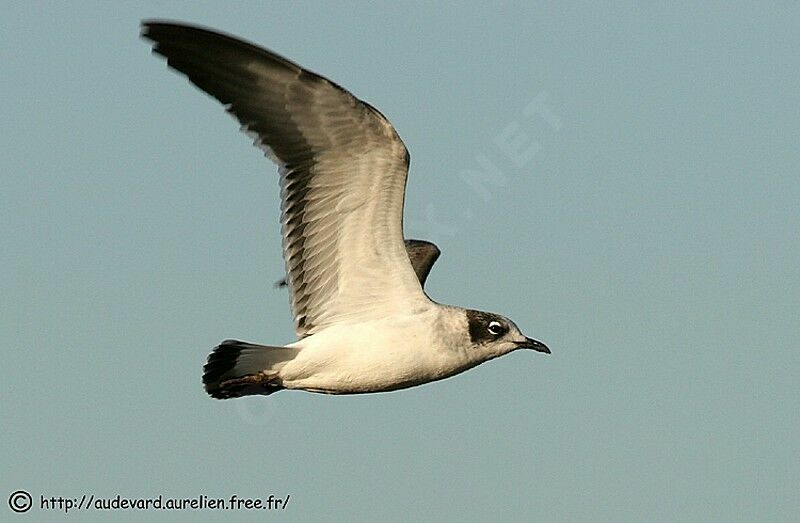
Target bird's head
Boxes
[465,309,550,359]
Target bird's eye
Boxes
[487,321,505,336]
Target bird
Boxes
[141,21,550,399]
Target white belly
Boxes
[278,313,472,394]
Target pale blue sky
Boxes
[2,2,799,521]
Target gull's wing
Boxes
[275,239,441,289]
[142,21,428,337]
[401,240,440,287]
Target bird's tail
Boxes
[202,340,299,399]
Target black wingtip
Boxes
[140,19,180,40]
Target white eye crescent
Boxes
[487,321,504,336]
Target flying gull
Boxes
[141,21,550,399]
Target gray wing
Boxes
[275,239,440,289]
[143,21,428,337]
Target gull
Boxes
[141,21,550,399]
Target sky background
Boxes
[2,2,799,521]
